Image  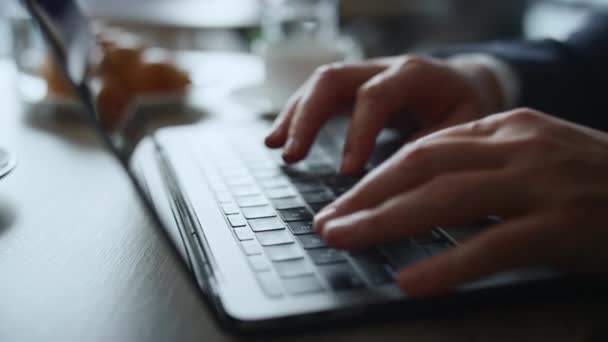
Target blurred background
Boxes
[3,0,608,58]
[2,0,608,118]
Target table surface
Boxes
[0,56,606,342]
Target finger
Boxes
[265,90,302,148]
[411,112,500,143]
[314,137,511,233]
[341,63,421,174]
[397,213,555,297]
[407,103,488,142]
[341,57,465,175]
[282,63,388,163]
[321,169,524,249]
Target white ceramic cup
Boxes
[256,37,352,107]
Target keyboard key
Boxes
[248,161,276,171]
[283,275,324,295]
[423,242,452,256]
[325,175,360,190]
[260,178,289,189]
[227,214,246,227]
[264,243,304,261]
[237,195,268,207]
[241,155,270,164]
[226,176,254,187]
[266,187,298,199]
[241,240,263,255]
[232,185,261,197]
[307,164,336,174]
[234,226,255,241]
[241,205,276,219]
[309,201,332,213]
[296,234,326,249]
[210,182,229,193]
[215,160,241,169]
[274,259,314,278]
[216,191,232,203]
[305,149,327,163]
[381,241,429,269]
[248,217,285,232]
[272,197,304,210]
[221,203,240,215]
[252,169,282,179]
[256,272,284,298]
[286,220,314,235]
[278,207,313,222]
[351,252,394,286]
[256,230,294,246]
[249,255,271,272]
[318,263,366,290]
[222,168,250,178]
[282,163,310,176]
[326,178,359,195]
[307,248,347,264]
[302,190,335,204]
[293,180,327,193]
[412,230,444,245]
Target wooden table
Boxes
[0,56,605,342]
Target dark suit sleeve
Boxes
[434,13,608,131]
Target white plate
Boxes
[31,86,193,124]
[230,84,284,118]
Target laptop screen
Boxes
[22,0,205,272]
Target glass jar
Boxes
[9,2,50,104]
[261,0,339,44]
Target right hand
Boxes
[264,55,506,175]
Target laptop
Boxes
[23,0,580,333]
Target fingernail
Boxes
[282,137,300,161]
[313,207,337,234]
[264,133,276,146]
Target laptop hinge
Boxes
[153,139,221,297]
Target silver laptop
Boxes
[24,0,568,333]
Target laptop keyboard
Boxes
[199,136,454,299]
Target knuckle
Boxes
[397,54,430,70]
[504,108,544,124]
[313,63,346,83]
[466,119,493,135]
[523,132,560,153]
[356,82,384,103]
[399,143,433,168]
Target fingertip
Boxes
[340,153,365,176]
[320,210,370,247]
[397,265,450,298]
[264,133,283,148]
[397,267,427,297]
[281,151,301,164]
[321,219,350,247]
[313,206,338,234]
[282,137,307,163]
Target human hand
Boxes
[314,108,608,297]
[264,55,505,175]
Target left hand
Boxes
[314,108,608,297]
